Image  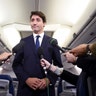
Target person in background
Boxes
[40,48,96,96]
[12,11,62,96]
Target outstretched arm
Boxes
[40,58,63,75]
[40,58,78,85]
[69,43,96,57]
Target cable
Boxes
[46,76,50,96]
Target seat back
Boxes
[0,79,9,96]
[12,78,18,96]
[0,74,14,96]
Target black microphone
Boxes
[37,47,44,59]
[50,38,71,52]
[38,47,47,75]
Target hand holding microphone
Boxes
[2,41,25,64]
[0,52,12,64]
[40,58,51,69]
[40,58,63,76]
[0,52,12,61]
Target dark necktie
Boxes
[36,35,40,50]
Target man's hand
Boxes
[64,52,77,63]
[26,77,50,90]
[38,78,50,90]
[25,77,41,90]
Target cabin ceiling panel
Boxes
[0,0,35,25]
[39,0,92,26]
[0,0,94,27]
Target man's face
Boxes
[30,15,45,34]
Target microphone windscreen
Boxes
[49,38,65,52]
[12,41,25,53]
[37,47,44,59]
[49,38,58,46]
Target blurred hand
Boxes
[40,58,51,69]
[0,52,12,61]
[25,77,41,90]
[38,78,50,90]
[64,52,77,63]
[40,58,57,73]
[69,44,87,56]
[26,77,50,90]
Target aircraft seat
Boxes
[0,74,15,96]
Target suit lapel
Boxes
[41,35,49,48]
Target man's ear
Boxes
[43,23,46,27]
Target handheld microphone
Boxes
[50,38,71,52]
[2,41,25,64]
[38,47,47,75]
[38,47,44,59]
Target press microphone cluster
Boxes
[49,38,71,53]
[38,47,47,75]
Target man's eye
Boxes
[31,19,34,22]
[37,18,41,22]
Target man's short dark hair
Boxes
[30,11,46,23]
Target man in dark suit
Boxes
[12,11,62,96]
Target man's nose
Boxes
[33,20,37,24]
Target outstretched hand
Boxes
[63,52,77,63]
[40,58,51,69]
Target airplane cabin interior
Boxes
[0,0,96,96]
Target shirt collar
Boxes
[33,32,44,39]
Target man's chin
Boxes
[34,30,39,33]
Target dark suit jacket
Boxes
[76,55,96,96]
[12,34,62,96]
[76,55,96,76]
